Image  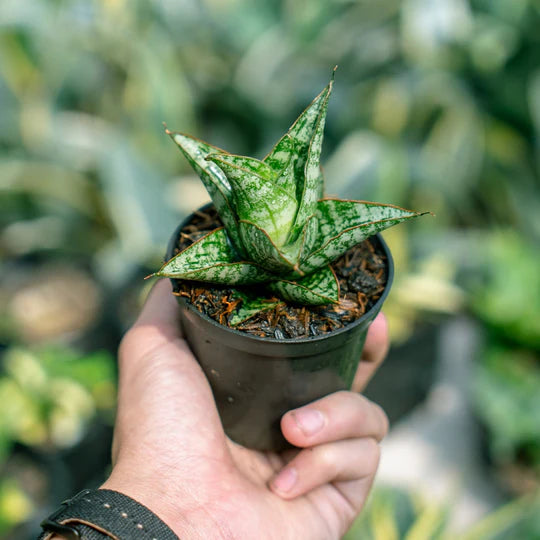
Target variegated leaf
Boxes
[290,74,333,239]
[295,213,319,264]
[208,154,298,247]
[262,133,295,176]
[268,264,339,305]
[208,153,275,180]
[267,70,335,185]
[155,228,272,284]
[166,130,245,255]
[228,290,280,326]
[238,220,299,273]
[274,145,296,196]
[280,214,319,278]
[301,199,431,273]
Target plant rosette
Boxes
[154,69,430,451]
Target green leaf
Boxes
[268,265,339,305]
[301,199,431,273]
[271,70,335,186]
[166,130,246,256]
[263,133,295,181]
[155,228,272,284]
[228,290,280,326]
[281,214,319,276]
[273,143,296,196]
[290,74,333,239]
[208,154,298,247]
[238,220,299,273]
[208,153,275,180]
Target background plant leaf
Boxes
[156,228,272,284]
[268,265,339,305]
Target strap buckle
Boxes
[40,490,92,539]
[40,518,81,540]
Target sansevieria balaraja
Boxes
[154,69,430,325]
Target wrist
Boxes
[101,466,230,540]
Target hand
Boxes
[101,280,389,540]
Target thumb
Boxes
[119,279,185,366]
[134,278,182,335]
[118,278,196,396]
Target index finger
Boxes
[351,312,389,392]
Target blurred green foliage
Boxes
[0,346,115,536]
[473,345,540,478]
[0,346,115,458]
[345,486,540,539]
[471,231,540,350]
[470,231,540,494]
[1,0,539,537]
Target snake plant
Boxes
[155,70,429,324]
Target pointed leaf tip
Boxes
[157,228,272,284]
[301,199,430,273]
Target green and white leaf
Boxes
[207,153,275,180]
[167,131,244,255]
[273,146,296,196]
[290,74,333,238]
[156,228,272,284]
[268,265,339,305]
[239,220,300,273]
[228,290,280,326]
[208,154,298,247]
[295,214,319,263]
[262,133,295,179]
[301,199,430,273]
[273,72,334,184]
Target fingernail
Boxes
[271,467,297,494]
[292,408,325,436]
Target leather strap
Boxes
[39,489,178,540]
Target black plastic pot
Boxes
[166,205,394,451]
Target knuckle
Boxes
[375,404,390,438]
[363,438,381,471]
[317,446,339,477]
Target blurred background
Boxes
[1,0,539,538]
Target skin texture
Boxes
[54,280,389,540]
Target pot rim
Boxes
[166,203,394,344]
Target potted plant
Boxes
[152,70,430,450]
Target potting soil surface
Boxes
[171,207,387,339]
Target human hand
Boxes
[101,280,389,539]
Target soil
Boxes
[170,206,387,339]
